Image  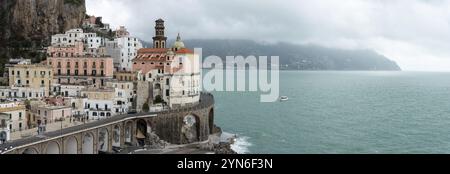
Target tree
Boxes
[142,102,149,113]
[154,95,163,104]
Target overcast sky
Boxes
[87,0,450,71]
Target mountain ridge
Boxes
[144,39,401,71]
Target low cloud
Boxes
[87,0,450,71]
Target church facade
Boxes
[133,19,201,109]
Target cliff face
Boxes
[1,0,85,44]
[0,0,86,68]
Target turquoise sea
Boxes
[211,71,450,154]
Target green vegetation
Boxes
[64,0,84,6]
[82,26,115,40]
[154,95,163,104]
[142,102,150,113]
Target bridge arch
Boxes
[181,114,200,144]
[64,136,78,154]
[21,147,39,154]
[82,132,95,154]
[98,128,109,153]
[45,141,61,154]
[136,119,148,146]
[209,108,214,134]
[112,124,121,147]
[125,121,133,145]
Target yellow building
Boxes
[8,62,54,97]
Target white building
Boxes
[106,36,143,71]
[0,102,26,133]
[68,97,89,120]
[0,112,10,144]
[60,85,86,97]
[51,28,84,47]
[84,33,104,49]
[51,29,105,49]
[81,87,129,120]
[106,80,135,111]
[0,86,47,101]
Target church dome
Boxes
[172,33,185,50]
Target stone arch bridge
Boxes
[0,93,215,154]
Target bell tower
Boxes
[153,19,167,48]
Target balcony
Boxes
[89,108,112,112]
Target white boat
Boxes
[280,96,289,101]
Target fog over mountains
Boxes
[147,39,401,71]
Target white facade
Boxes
[167,53,201,108]
[68,97,88,118]
[82,88,129,120]
[85,99,114,120]
[106,81,134,111]
[85,35,104,49]
[51,28,84,47]
[60,85,86,97]
[0,102,26,133]
[0,113,10,144]
[0,87,47,100]
[51,29,105,49]
[106,37,142,71]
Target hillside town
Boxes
[0,16,202,145]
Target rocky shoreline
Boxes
[199,125,238,154]
[125,125,238,154]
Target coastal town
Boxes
[0,15,229,154]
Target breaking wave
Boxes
[230,136,252,154]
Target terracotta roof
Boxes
[137,48,169,54]
[134,53,174,62]
[175,48,194,54]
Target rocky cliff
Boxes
[0,0,86,70]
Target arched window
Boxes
[100,112,105,117]
[93,112,98,116]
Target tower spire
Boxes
[152,18,167,48]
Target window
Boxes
[166,89,170,96]
[166,79,170,85]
